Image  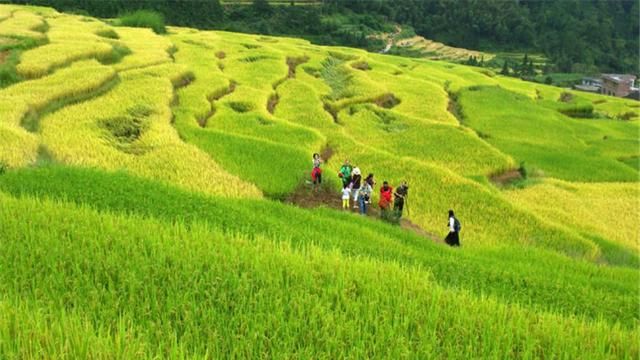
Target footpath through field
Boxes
[285,146,442,244]
[285,185,442,243]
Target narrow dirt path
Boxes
[285,183,442,243]
[490,169,523,186]
[284,146,442,244]
[268,55,310,114]
[198,80,236,127]
[0,50,8,65]
[20,75,120,133]
[379,25,402,54]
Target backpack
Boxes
[453,217,461,232]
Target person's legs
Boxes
[453,232,460,246]
[445,232,454,246]
[392,199,403,222]
[352,188,360,208]
[359,196,366,214]
[380,206,389,220]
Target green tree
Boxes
[252,0,273,16]
[519,53,529,75]
[500,61,510,75]
[527,59,535,75]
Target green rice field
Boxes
[0,4,638,358]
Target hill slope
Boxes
[0,5,638,358]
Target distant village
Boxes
[574,74,639,100]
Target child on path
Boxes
[341,184,352,210]
[311,153,322,191]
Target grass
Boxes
[0,9,48,40]
[320,56,354,101]
[116,10,166,34]
[506,179,640,255]
[111,27,174,71]
[0,6,638,357]
[37,68,261,198]
[0,35,45,88]
[0,165,638,329]
[2,192,636,358]
[0,48,21,87]
[532,72,584,87]
[338,104,514,176]
[457,86,639,182]
[0,59,116,167]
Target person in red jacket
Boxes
[311,153,322,192]
[378,181,393,220]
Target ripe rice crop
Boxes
[458,86,638,182]
[111,27,174,71]
[339,105,514,175]
[0,60,115,167]
[1,6,638,357]
[0,10,46,40]
[17,42,114,78]
[0,192,637,358]
[39,70,261,198]
[507,179,640,256]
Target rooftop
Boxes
[602,74,636,83]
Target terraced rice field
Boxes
[0,5,638,358]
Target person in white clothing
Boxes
[350,167,362,207]
[445,209,461,246]
[341,184,351,210]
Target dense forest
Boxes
[4,0,638,73]
[330,0,639,74]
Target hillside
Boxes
[0,5,638,358]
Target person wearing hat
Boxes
[350,166,362,208]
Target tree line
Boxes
[7,0,638,74]
[327,0,639,74]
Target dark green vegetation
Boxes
[328,0,639,74]
[115,10,166,34]
[0,165,638,331]
[0,36,42,88]
[9,0,638,73]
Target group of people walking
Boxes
[311,153,461,246]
